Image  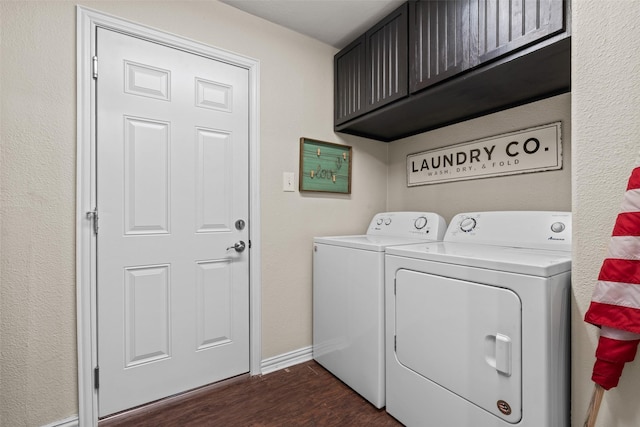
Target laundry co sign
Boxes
[407,122,562,186]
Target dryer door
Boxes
[395,269,522,423]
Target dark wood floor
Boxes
[100,360,403,426]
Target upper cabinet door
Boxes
[334,36,366,125]
[478,0,566,64]
[410,0,476,93]
[365,3,409,112]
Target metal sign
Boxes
[406,122,562,186]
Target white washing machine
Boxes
[385,211,571,427]
[313,212,447,409]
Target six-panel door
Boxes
[96,28,250,416]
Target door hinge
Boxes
[86,208,99,234]
[94,366,100,390]
[248,239,252,249]
[92,56,98,79]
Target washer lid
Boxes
[386,242,571,276]
[314,235,432,252]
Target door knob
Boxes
[226,241,246,253]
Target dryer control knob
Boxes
[551,222,566,233]
[414,216,428,230]
[459,217,477,233]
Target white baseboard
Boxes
[41,415,79,427]
[260,345,313,375]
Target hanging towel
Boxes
[585,166,640,389]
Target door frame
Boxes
[76,7,261,426]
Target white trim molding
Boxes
[76,7,261,426]
[260,346,313,375]
[40,416,79,427]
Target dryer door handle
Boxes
[494,333,512,376]
[485,333,512,377]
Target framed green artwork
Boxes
[299,138,352,194]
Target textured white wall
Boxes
[0,2,78,426]
[387,93,572,221]
[572,1,640,426]
[0,1,387,425]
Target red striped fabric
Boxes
[586,301,640,335]
[627,167,640,190]
[592,336,639,390]
[598,259,640,284]
[612,212,640,236]
[585,166,640,389]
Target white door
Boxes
[395,269,522,423]
[96,28,250,417]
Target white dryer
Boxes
[313,212,446,408]
[385,211,571,426]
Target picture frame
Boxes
[299,138,352,194]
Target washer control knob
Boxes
[551,222,566,233]
[459,217,477,233]
[376,218,383,225]
[384,218,392,225]
[414,216,428,230]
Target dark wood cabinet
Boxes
[410,0,567,94]
[334,0,570,142]
[365,3,409,112]
[410,0,476,93]
[478,0,566,64]
[334,3,408,126]
[334,36,366,125]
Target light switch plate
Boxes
[283,172,295,192]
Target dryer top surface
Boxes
[386,241,571,276]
